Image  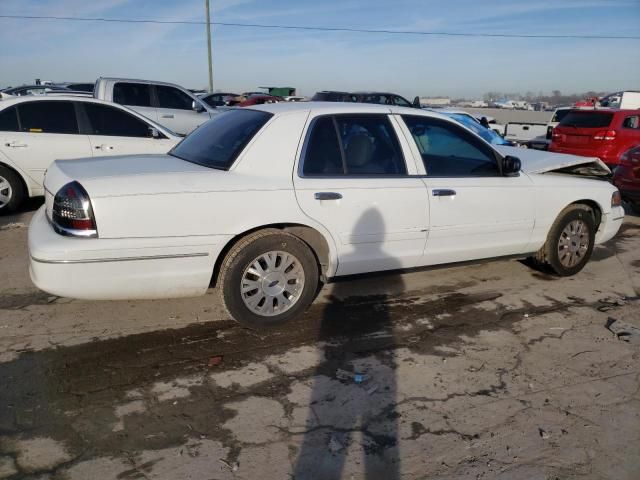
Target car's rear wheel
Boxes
[0,166,25,214]
[532,204,596,276]
[219,229,319,328]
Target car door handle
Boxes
[94,145,114,151]
[161,114,175,119]
[432,189,456,197]
[314,192,342,201]
[5,141,27,148]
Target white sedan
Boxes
[28,102,624,327]
[0,95,180,212]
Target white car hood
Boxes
[495,146,611,175]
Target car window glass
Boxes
[84,103,153,137]
[559,112,613,128]
[622,115,639,129]
[394,96,411,107]
[156,86,194,110]
[302,117,343,175]
[336,115,406,175]
[17,101,78,134]
[402,115,498,177]
[0,107,19,132]
[169,109,271,170]
[113,83,152,107]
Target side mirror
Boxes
[149,127,160,139]
[413,96,421,107]
[192,100,206,112]
[502,155,521,176]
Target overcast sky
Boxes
[1,0,639,98]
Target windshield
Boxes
[448,113,507,145]
[169,109,272,169]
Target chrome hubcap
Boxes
[241,251,305,317]
[0,176,12,209]
[558,219,589,268]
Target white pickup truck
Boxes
[94,77,218,135]
[503,122,549,149]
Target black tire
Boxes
[219,228,319,328]
[532,204,596,276]
[0,165,25,214]
[629,201,640,215]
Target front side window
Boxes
[402,115,498,177]
[17,101,78,134]
[169,109,272,170]
[83,103,155,137]
[0,107,19,132]
[113,83,152,107]
[156,86,194,110]
[302,115,407,176]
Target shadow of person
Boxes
[293,208,404,479]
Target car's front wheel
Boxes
[219,229,319,328]
[532,204,596,276]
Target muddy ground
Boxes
[0,201,639,480]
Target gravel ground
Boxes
[0,201,639,480]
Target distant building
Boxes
[419,97,451,106]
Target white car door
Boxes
[155,85,211,135]
[80,102,177,156]
[293,114,429,276]
[0,100,92,188]
[112,82,159,124]
[399,114,535,265]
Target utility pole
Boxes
[205,0,213,92]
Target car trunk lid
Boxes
[551,110,615,151]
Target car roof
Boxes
[249,101,446,118]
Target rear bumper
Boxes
[28,207,227,300]
[595,206,625,244]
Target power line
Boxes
[1,14,639,40]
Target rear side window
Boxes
[559,111,613,129]
[403,115,498,177]
[17,101,78,134]
[83,103,154,137]
[113,83,152,107]
[302,115,407,176]
[622,115,639,129]
[169,109,272,169]
[302,117,343,175]
[551,109,570,123]
[156,85,194,110]
[0,107,19,131]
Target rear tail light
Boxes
[593,129,617,141]
[51,181,98,237]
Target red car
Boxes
[613,145,640,213]
[549,109,640,168]
[238,95,283,107]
